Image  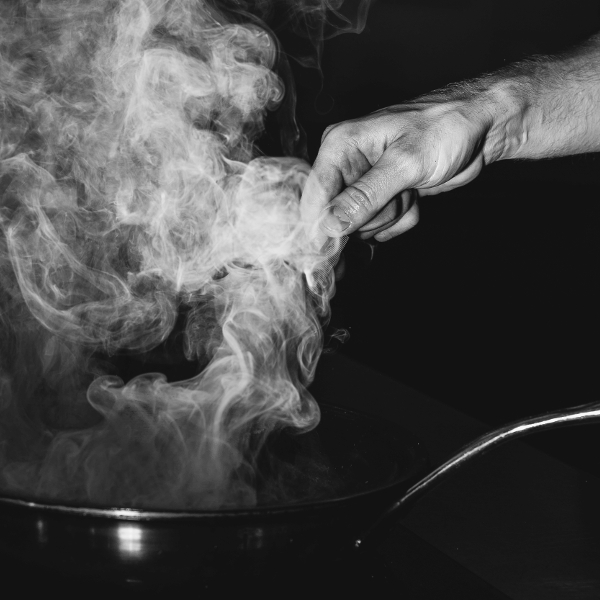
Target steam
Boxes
[0,0,364,509]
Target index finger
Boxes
[300,151,345,251]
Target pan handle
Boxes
[355,399,600,551]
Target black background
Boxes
[283,0,600,475]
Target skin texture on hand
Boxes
[301,32,600,248]
[301,97,492,248]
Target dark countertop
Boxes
[311,352,600,599]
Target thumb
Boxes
[319,148,416,237]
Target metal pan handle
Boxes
[355,400,600,551]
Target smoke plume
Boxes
[0,0,364,509]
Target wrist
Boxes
[423,75,531,165]
[478,78,529,163]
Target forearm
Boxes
[419,34,600,164]
[482,34,600,162]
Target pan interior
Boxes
[253,403,428,507]
[0,404,428,512]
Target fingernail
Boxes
[321,206,352,234]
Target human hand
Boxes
[301,96,492,249]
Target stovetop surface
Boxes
[3,525,507,598]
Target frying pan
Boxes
[0,400,599,588]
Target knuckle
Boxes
[321,124,337,143]
[345,181,377,212]
[356,229,375,241]
[404,207,420,229]
[330,122,364,148]
[322,121,354,144]
[320,127,354,161]
[375,229,392,242]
